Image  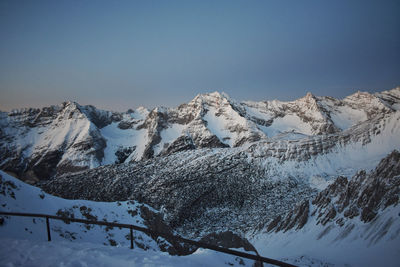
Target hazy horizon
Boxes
[1,0,399,112]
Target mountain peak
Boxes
[196,91,229,99]
[346,90,373,100]
[295,91,319,108]
[305,92,314,98]
[62,100,80,109]
[190,91,231,107]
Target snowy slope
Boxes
[252,151,400,267]
[0,171,259,266]
[101,119,148,164]
[0,170,165,249]
[252,205,400,267]
[0,238,258,267]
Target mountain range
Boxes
[1,88,399,182]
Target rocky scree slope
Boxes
[1,88,399,182]
[41,148,315,237]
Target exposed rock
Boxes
[268,200,309,232]
[139,205,194,256]
[199,231,263,267]
[117,121,136,130]
[115,147,136,164]
[27,150,64,180]
[162,135,195,155]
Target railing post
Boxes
[130,226,134,249]
[46,216,51,241]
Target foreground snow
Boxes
[0,170,339,266]
[0,238,255,267]
[0,237,341,267]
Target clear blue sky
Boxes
[0,0,399,111]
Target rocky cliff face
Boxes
[266,150,400,233]
[1,87,399,182]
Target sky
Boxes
[0,0,399,112]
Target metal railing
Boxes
[0,211,297,267]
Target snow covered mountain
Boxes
[40,108,400,235]
[1,87,400,266]
[1,87,399,183]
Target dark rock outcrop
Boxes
[199,231,263,267]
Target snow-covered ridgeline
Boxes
[0,87,399,182]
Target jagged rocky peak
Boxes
[297,92,323,113]
[57,101,85,120]
[178,91,232,120]
[0,100,109,181]
[62,100,78,108]
[370,149,400,182]
[299,91,317,104]
[290,92,332,123]
[241,90,339,136]
[344,90,392,118]
[191,91,230,105]
[5,100,113,129]
[383,86,400,99]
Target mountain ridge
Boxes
[1,87,399,183]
